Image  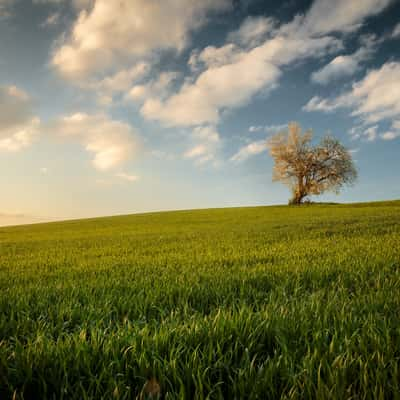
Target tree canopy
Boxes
[268,122,357,204]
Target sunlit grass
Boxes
[1,201,399,399]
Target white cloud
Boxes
[249,126,263,133]
[49,113,140,170]
[381,131,400,140]
[184,144,208,159]
[188,44,240,71]
[0,86,40,152]
[95,63,149,94]
[305,62,400,124]
[230,139,267,162]
[141,33,340,127]
[228,16,276,47]
[192,125,220,143]
[311,35,378,85]
[126,71,178,102]
[381,120,400,140]
[141,0,387,128]
[306,62,400,142]
[349,125,379,142]
[301,0,394,35]
[52,0,230,79]
[311,53,360,85]
[303,96,340,112]
[249,123,287,134]
[183,125,220,165]
[392,23,400,38]
[91,62,150,104]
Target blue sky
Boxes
[0,0,399,225]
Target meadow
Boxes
[0,201,399,399]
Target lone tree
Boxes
[268,122,357,205]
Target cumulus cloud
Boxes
[312,55,360,85]
[183,125,221,165]
[0,86,40,152]
[47,0,396,163]
[52,0,230,79]
[230,139,267,162]
[140,0,397,128]
[311,35,378,85]
[95,63,149,94]
[89,62,150,104]
[126,71,178,102]
[48,113,140,170]
[305,62,400,141]
[305,62,400,122]
[301,0,394,35]
[228,16,276,47]
[188,44,241,71]
[141,33,340,127]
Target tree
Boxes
[267,122,357,205]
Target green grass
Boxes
[1,200,400,399]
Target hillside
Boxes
[1,201,400,399]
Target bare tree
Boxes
[268,122,357,205]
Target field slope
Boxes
[1,201,400,399]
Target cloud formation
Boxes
[381,120,400,140]
[49,113,140,170]
[311,35,378,85]
[392,23,400,38]
[52,0,230,79]
[184,126,221,166]
[230,140,267,163]
[46,0,397,170]
[249,123,287,134]
[304,62,400,121]
[140,0,394,129]
[300,0,393,35]
[227,16,276,47]
[305,62,400,141]
[141,33,340,127]
[0,86,40,152]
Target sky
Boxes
[0,0,400,226]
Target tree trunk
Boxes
[291,176,306,204]
[291,192,305,205]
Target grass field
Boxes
[1,201,400,399]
